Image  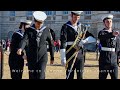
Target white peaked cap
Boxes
[33,11,47,22]
[101,14,114,21]
[71,11,83,15]
[20,18,32,25]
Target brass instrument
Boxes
[73,24,90,51]
[65,24,90,69]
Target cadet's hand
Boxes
[50,60,54,65]
[17,49,22,55]
[61,59,66,66]
[113,31,119,37]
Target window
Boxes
[26,11,32,16]
[9,11,15,21]
[46,11,52,15]
[26,11,33,20]
[62,16,68,20]
[53,11,56,15]
[63,11,68,15]
[9,11,15,16]
[84,16,91,19]
[85,11,91,15]
[9,17,15,21]
[47,16,51,20]
[53,16,56,20]
[85,20,91,23]
[26,17,32,20]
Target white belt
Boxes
[101,47,115,52]
[67,42,74,45]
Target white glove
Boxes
[61,59,66,66]
[79,40,85,47]
[60,49,66,66]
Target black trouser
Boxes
[9,53,24,79]
[117,51,120,65]
[66,49,85,79]
[27,53,48,79]
[99,63,118,79]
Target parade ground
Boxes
[2,51,120,79]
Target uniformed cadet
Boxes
[117,37,120,66]
[60,11,95,79]
[17,11,54,79]
[9,18,32,79]
[98,14,120,79]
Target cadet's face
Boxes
[71,14,80,23]
[35,21,43,29]
[25,24,31,28]
[104,19,112,28]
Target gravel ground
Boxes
[2,51,120,79]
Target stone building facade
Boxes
[0,11,120,40]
